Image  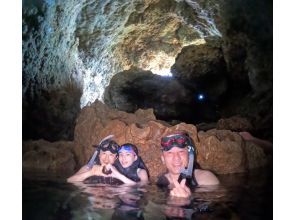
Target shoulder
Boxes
[194,169,220,186]
[156,173,170,187]
[137,168,146,174]
[137,168,148,180]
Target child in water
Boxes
[107,143,149,184]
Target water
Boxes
[23,167,272,220]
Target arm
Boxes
[137,169,149,184]
[67,165,101,183]
[194,169,220,186]
[106,164,137,185]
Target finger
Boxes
[170,188,178,197]
[184,186,191,196]
[172,177,181,188]
[180,178,186,187]
[170,189,175,196]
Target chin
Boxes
[122,164,130,168]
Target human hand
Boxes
[105,164,120,178]
[91,165,103,176]
[170,178,191,198]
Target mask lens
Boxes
[161,134,189,151]
[100,141,118,154]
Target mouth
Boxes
[173,163,183,168]
[121,162,129,167]
[172,164,183,172]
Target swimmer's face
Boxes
[118,150,137,168]
[99,151,117,165]
[161,147,189,175]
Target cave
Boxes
[22,0,273,219]
[23,0,272,142]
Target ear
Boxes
[135,155,138,160]
[161,155,165,164]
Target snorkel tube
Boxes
[86,134,114,169]
[178,141,196,188]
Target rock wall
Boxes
[73,102,268,178]
[23,102,269,179]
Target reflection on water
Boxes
[23,167,272,220]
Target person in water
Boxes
[67,137,139,185]
[157,131,220,198]
[239,131,273,154]
[105,143,149,184]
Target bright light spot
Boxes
[197,93,205,101]
[153,68,172,77]
[139,51,174,77]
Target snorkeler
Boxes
[107,143,149,184]
[157,131,219,198]
[67,135,123,185]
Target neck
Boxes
[167,173,180,182]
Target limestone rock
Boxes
[197,129,267,174]
[216,115,253,132]
[171,38,228,103]
[103,68,204,122]
[244,141,267,169]
[73,102,268,178]
[23,140,76,172]
[73,101,199,179]
[197,129,247,174]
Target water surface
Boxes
[23,167,272,220]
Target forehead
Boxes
[100,150,116,156]
[119,149,136,155]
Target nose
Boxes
[104,155,110,163]
[173,152,181,162]
[120,155,127,163]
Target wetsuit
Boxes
[114,157,149,182]
[83,175,123,185]
[156,172,198,189]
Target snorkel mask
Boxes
[161,132,195,185]
[118,143,138,156]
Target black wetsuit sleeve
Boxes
[156,174,170,188]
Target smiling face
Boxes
[161,146,189,175]
[99,150,117,166]
[118,150,137,168]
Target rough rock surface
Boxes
[216,115,253,132]
[23,83,82,141]
[22,102,269,177]
[103,67,206,122]
[72,102,268,179]
[22,0,272,142]
[196,129,267,174]
[23,140,76,172]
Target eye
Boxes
[179,150,186,154]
